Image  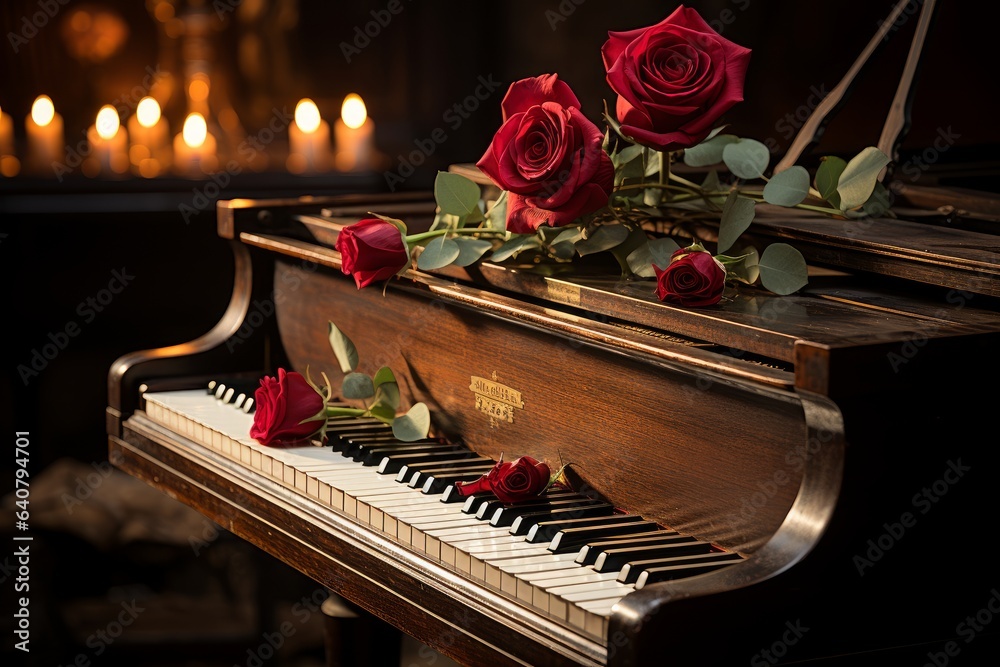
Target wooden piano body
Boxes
[106,186,1000,665]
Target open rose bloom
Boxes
[602,5,752,151]
[654,247,727,307]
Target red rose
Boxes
[654,248,726,307]
[249,368,326,446]
[454,455,551,503]
[335,218,409,289]
[476,74,614,234]
[602,5,752,152]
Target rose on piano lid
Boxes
[334,217,411,289]
[453,454,551,503]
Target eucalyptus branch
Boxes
[405,227,507,244]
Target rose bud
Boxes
[602,5,752,151]
[654,247,727,307]
[476,74,614,234]
[335,217,410,289]
[249,368,327,446]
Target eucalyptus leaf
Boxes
[644,150,661,178]
[550,241,577,259]
[613,142,644,165]
[861,181,892,218]
[648,237,682,268]
[434,171,482,219]
[367,400,396,423]
[485,190,508,231]
[550,226,584,246]
[373,366,395,388]
[722,138,770,180]
[814,156,847,209]
[490,234,540,262]
[626,243,657,278]
[451,237,494,267]
[373,381,400,410]
[717,191,756,254]
[643,187,663,207]
[837,147,891,210]
[614,150,646,187]
[758,243,808,295]
[683,134,738,168]
[763,165,810,207]
[328,321,358,373]
[416,236,461,270]
[342,372,375,399]
[575,224,629,256]
[701,169,722,192]
[704,125,729,141]
[392,402,431,441]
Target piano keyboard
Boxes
[141,384,744,644]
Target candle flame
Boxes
[182,112,208,148]
[189,76,210,103]
[295,98,322,134]
[31,95,55,127]
[136,97,161,128]
[341,94,367,130]
[96,105,120,140]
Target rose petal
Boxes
[501,73,581,120]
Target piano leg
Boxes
[321,592,403,667]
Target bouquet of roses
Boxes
[336,5,892,307]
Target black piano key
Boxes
[409,463,497,489]
[476,490,582,521]
[572,530,683,563]
[593,540,713,573]
[362,443,462,466]
[440,484,482,504]
[387,451,483,477]
[396,457,495,482]
[630,553,745,587]
[461,493,498,514]
[527,513,647,543]
[420,468,498,495]
[509,504,616,536]
[488,496,602,526]
[553,522,668,555]
[326,423,394,450]
[346,438,446,460]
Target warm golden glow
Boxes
[136,97,161,128]
[189,76,210,103]
[96,105,120,140]
[182,113,208,148]
[295,98,322,134]
[341,94,367,130]
[31,95,55,127]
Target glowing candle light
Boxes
[334,93,374,171]
[127,97,169,176]
[287,98,331,173]
[173,112,218,176]
[25,95,65,175]
[87,105,129,177]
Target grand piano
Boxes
[106,7,1000,664]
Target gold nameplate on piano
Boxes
[470,374,524,426]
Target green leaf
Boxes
[575,224,630,256]
[763,165,810,207]
[861,181,892,218]
[434,171,482,219]
[644,150,661,178]
[717,191,756,254]
[625,243,657,278]
[392,403,431,441]
[613,142,644,166]
[373,367,395,388]
[837,147,891,210]
[649,237,681,268]
[485,190,508,231]
[451,237,494,267]
[683,134,738,168]
[701,169,722,192]
[758,243,808,295]
[722,138,770,180]
[366,400,396,423]
[814,156,847,209]
[416,236,461,270]
[722,246,760,285]
[328,321,358,373]
[614,149,646,187]
[550,241,577,259]
[550,226,584,246]
[341,372,375,399]
[490,234,540,262]
[704,125,729,141]
[372,381,400,410]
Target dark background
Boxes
[1,1,997,665]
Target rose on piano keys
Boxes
[250,368,327,446]
[453,454,552,502]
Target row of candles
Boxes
[0,93,374,179]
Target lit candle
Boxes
[25,95,65,175]
[288,98,331,173]
[334,93,374,171]
[87,105,129,177]
[0,106,18,177]
[173,112,218,176]
[128,96,169,176]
